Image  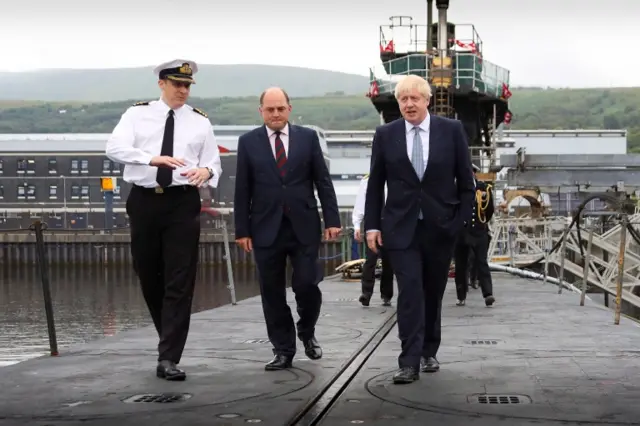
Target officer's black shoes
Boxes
[265,354,293,371]
[156,360,186,381]
[485,295,495,307]
[382,297,392,306]
[393,366,419,384]
[420,356,440,373]
[358,293,371,306]
[456,299,466,306]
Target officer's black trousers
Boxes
[454,232,493,301]
[126,185,201,364]
[361,245,394,300]
[468,249,478,283]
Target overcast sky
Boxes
[1,0,637,87]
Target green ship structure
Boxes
[367,0,512,179]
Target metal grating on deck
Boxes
[465,339,501,345]
[470,394,531,404]
[122,393,192,403]
[243,338,271,344]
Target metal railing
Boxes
[488,212,640,320]
[370,53,510,98]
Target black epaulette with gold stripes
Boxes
[192,107,207,118]
[132,101,150,106]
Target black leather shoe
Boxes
[358,293,371,307]
[382,297,392,306]
[156,360,186,381]
[265,354,293,371]
[485,295,495,306]
[303,337,322,360]
[392,367,419,384]
[420,356,440,373]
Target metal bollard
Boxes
[30,220,59,356]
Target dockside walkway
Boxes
[1,273,640,425]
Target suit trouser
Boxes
[127,185,201,364]
[454,231,493,300]
[387,220,454,369]
[253,216,322,357]
[361,245,394,300]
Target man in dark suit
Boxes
[365,75,475,384]
[454,164,496,307]
[234,87,342,371]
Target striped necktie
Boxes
[274,131,287,177]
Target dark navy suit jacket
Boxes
[364,115,475,250]
[233,123,340,248]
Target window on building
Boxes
[70,159,79,174]
[112,161,121,173]
[80,159,89,174]
[17,185,25,199]
[103,190,121,201]
[0,185,4,199]
[71,184,80,199]
[80,185,89,199]
[17,159,27,174]
[0,159,3,174]
[49,185,58,199]
[26,159,36,174]
[48,158,57,174]
[102,159,111,173]
[26,184,35,199]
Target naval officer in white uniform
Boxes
[106,59,222,381]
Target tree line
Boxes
[1,87,639,150]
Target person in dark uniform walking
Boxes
[352,174,393,306]
[454,164,495,307]
[234,87,341,371]
[106,59,222,381]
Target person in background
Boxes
[454,164,495,307]
[233,87,341,371]
[352,173,394,307]
[106,59,222,381]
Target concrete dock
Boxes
[1,273,640,425]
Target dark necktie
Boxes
[274,131,287,177]
[156,110,174,188]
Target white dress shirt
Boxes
[266,123,290,158]
[105,98,222,188]
[352,176,388,230]
[365,115,430,233]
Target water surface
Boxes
[0,264,263,366]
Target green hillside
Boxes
[0,65,369,101]
[1,87,639,150]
